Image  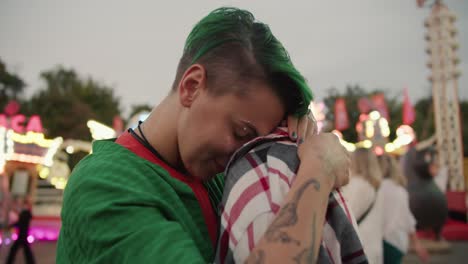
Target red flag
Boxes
[403,87,416,125]
[358,97,372,113]
[371,93,390,121]
[416,0,426,8]
[334,98,349,131]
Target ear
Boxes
[178,64,207,107]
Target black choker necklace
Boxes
[128,121,169,164]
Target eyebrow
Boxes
[240,119,259,137]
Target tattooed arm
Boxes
[245,133,350,264]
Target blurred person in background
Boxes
[403,143,448,241]
[57,7,351,263]
[5,196,35,264]
[378,153,429,264]
[342,148,384,264]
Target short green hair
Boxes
[172,7,313,116]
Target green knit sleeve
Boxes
[58,202,206,263]
[57,142,210,263]
[57,202,204,264]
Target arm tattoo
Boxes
[293,213,317,263]
[246,250,265,264]
[265,178,320,245]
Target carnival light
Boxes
[336,122,416,155]
[61,139,92,154]
[8,153,44,164]
[379,119,390,138]
[66,146,75,154]
[369,110,381,120]
[363,140,372,149]
[87,120,116,140]
[6,129,14,156]
[54,178,67,190]
[332,130,356,152]
[10,131,56,148]
[365,120,375,138]
[43,137,63,167]
[385,143,396,153]
[0,127,6,167]
[50,177,58,186]
[27,235,35,244]
[375,146,384,156]
[0,227,60,244]
[39,166,50,179]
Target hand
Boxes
[298,133,351,190]
[287,110,318,141]
[287,111,350,190]
[414,241,430,263]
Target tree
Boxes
[323,85,366,142]
[411,97,435,141]
[0,58,26,109]
[323,84,402,142]
[128,103,152,121]
[24,67,122,141]
[322,85,468,157]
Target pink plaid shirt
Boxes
[215,128,367,264]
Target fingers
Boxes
[297,115,308,145]
[294,130,352,189]
[289,109,318,144]
[287,115,299,141]
[307,109,318,135]
[331,133,351,188]
[333,156,349,188]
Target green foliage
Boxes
[0,58,26,109]
[23,67,121,141]
[323,84,389,142]
[322,84,468,157]
[412,97,435,141]
[128,103,152,121]
[323,84,438,143]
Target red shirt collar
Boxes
[115,131,219,247]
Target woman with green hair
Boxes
[57,7,350,263]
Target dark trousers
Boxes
[6,239,35,264]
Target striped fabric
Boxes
[214,128,368,264]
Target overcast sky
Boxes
[1,0,467,116]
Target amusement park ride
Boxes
[423,0,464,191]
[330,0,465,193]
[329,0,468,244]
[422,0,468,243]
[0,101,125,246]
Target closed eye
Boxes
[233,123,257,141]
